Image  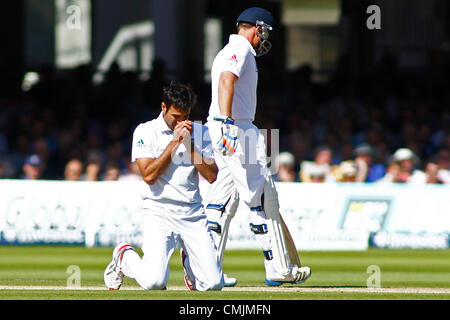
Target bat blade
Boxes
[280,214,301,267]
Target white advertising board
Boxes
[0,180,449,249]
[0,180,144,247]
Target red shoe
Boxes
[181,249,194,291]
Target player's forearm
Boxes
[140,141,180,185]
[218,72,236,117]
[192,152,218,184]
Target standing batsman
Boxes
[203,7,312,286]
[104,82,224,291]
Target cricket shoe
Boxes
[224,274,237,287]
[104,242,135,290]
[265,266,311,287]
[181,249,195,291]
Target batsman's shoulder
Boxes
[222,42,248,61]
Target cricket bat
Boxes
[280,214,302,267]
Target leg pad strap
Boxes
[207,221,222,234]
[263,250,273,260]
[250,223,268,235]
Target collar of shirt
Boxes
[229,34,256,57]
[155,111,174,135]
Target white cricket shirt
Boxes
[208,34,258,121]
[131,112,214,215]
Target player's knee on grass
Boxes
[196,275,224,291]
[135,264,168,290]
[207,279,224,291]
[139,276,167,290]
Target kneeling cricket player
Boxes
[104,82,224,291]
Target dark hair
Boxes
[162,82,197,112]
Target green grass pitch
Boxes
[0,246,449,300]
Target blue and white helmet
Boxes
[236,7,274,56]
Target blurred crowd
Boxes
[272,146,449,184]
[268,53,450,185]
[0,52,449,184]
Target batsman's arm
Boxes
[218,71,238,118]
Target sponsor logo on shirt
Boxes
[136,139,145,148]
[229,54,237,62]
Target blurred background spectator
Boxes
[435,149,450,183]
[377,161,402,184]
[21,154,43,180]
[353,144,386,182]
[64,159,84,181]
[308,165,327,183]
[81,151,103,181]
[391,148,426,184]
[103,162,121,181]
[83,160,101,181]
[300,146,336,182]
[424,160,443,184]
[272,152,298,182]
[334,160,358,182]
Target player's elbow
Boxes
[201,168,217,184]
[219,71,238,86]
[143,175,157,185]
[207,166,218,184]
[207,173,217,184]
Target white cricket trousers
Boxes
[121,208,224,291]
[205,119,289,280]
[205,119,268,208]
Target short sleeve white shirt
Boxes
[131,112,214,215]
[208,34,258,121]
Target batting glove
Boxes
[214,116,239,156]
